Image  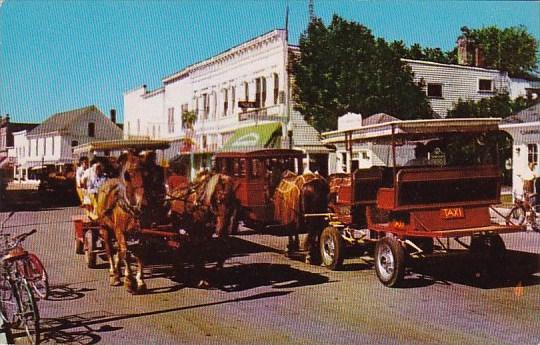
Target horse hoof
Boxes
[110,276,122,286]
[125,278,136,293]
[137,283,147,294]
[197,280,210,289]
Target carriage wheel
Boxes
[374,237,405,287]
[84,230,97,269]
[470,234,506,287]
[319,226,344,270]
[75,239,84,255]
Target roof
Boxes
[221,122,282,152]
[362,113,401,126]
[73,139,170,155]
[28,105,104,136]
[290,110,333,153]
[323,118,502,144]
[501,102,540,124]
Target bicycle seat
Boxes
[2,247,28,261]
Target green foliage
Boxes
[181,110,197,129]
[465,26,538,77]
[447,93,537,119]
[389,41,457,64]
[293,15,432,132]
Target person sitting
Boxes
[75,156,89,203]
[86,162,107,221]
[405,143,430,167]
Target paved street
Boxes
[0,206,539,345]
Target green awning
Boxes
[221,122,282,151]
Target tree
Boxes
[463,26,538,77]
[293,15,432,132]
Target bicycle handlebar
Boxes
[3,229,37,251]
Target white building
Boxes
[124,29,331,175]
[14,105,122,180]
[405,59,540,118]
[500,103,540,197]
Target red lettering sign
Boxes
[440,208,465,219]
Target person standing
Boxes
[86,161,107,221]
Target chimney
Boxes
[457,36,474,66]
[475,47,484,68]
[110,109,116,124]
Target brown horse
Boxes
[273,170,329,263]
[96,151,148,294]
[168,172,237,286]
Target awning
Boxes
[221,122,282,152]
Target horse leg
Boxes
[134,254,146,293]
[101,227,121,286]
[116,234,136,294]
[287,225,299,252]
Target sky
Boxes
[1,0,539,124]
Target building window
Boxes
[152,125,156,138]
[137,119,141,135]
[223,88,228,116]
[88,122,95,137]
[255,78,261,108]
[28,140,30,157]
[273,73,279,105]
[202,135,207,149]
[478,79,494,92]
[244,82,249,101]
[231,86,236,114]
[127,121,130,135]
[427,83,443,98]
[43,138,47,156]
[202,93,209,119]
[52,137,55,155]
[528,144,538,164]
[35,139,38,157]
[262,77,267,107]
[168,107,175,133]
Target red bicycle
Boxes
[1,230,49,300]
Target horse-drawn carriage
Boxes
[320,118,525,286]
[214,149,304,227]
[71,139,175,268]
[71,139,237,293]
[214,148,329,257]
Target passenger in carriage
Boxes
[75,156,89,203]
[404,143,431,167]
[86,161,107,221]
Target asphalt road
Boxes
[0,206,539,345]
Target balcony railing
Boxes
[238,104,286,122]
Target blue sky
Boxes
[1,0,539,123]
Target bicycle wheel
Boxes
[0,277,18,326]
[505,205,526,225]
[16,279,40,345]
[25,254,49,300]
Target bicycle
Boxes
[0,230,49,300]
[505,192,540,232]
[0,229,41,345]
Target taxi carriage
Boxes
[320,118,525,287]
[214,148,305,230]
[71,139,178,268]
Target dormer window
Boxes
[88,122,95,137]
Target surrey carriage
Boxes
[71,139,236,293]
[320,118,525,286]
[71,139,175,269]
